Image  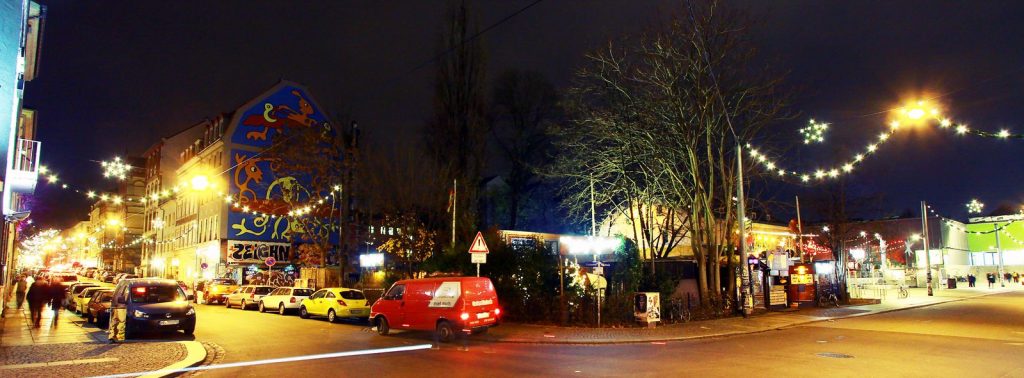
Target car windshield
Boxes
[130,285,186,303]
[340,290,365,300]
[293,289,313,296]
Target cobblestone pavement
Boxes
[0,341,186,378]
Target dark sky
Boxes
[24,1,1024,229]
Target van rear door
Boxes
[463,278,499,326]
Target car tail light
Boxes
[460,312,470,321]
[289,297,296,303]
[134,287,146,294]
[494,308,501,316]
[337,299,347,306]
[250,293,255,299]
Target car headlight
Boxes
[133,310,149,318]
[186,307,195,316]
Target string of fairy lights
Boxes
[746,100,1021,184]
[38,157,344,251]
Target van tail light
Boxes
[460,312,470,321]
[494,308,501,316]
[337,299,348,306]
[289,297,296,303]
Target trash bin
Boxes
[947,278,956,289]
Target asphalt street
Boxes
[137,290,1024,378]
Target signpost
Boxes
[265,256,276,268]
[468,231,489,277]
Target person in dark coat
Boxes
[987,272,996,288]
[48,279,65,324]
[967,274,975,288]
[25,277,47,328]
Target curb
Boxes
[482,289,1013,345]
[138,341,207,378]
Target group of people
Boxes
[965,272,1021,288]
[12,273,66,328]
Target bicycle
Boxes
[818,287,839,307]
[897,284,909,299]
[666,297,691,323]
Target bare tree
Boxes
[490,69,559,230]
[555,1,790,307]
[424,1,489,247]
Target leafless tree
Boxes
[555,1,790,307]
[424,1,489,247]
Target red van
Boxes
[371,276,501,342]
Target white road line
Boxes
[1,357,120,370]
[90,344,434,378]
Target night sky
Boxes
[23,1,1024,229]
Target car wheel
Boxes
[241,300,247,310]
[436,321,454,343]
[225,299,231,308]
[299,306,309,319]
[86,312,94,324]
[259,302,266,313]
[183,324,195,335]
[278,304,286,315]
[376,316,390,336]
[327,309,337,323]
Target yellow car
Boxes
[299,288,370,322]
[76,287,109,314]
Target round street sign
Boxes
[265,257,277,267]
[200,262,209,270]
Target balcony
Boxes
[7,138,40,193]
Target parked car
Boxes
[108,278,196,339]
[202,278,239,305]
[299,288,370,323]
[75,286,108,314]
[226,285,276,310]
[86,289,115,326]
[49,272,78,288]
[259,287,314,314]
[84,267,98,278]
[66,283,99,310]
[101,272,116,283]
[371,277,501,342]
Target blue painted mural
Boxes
[226,84,337,245]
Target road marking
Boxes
[1,357,120,370]
[90,344,433,378]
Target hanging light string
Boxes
[746,102,1019,184]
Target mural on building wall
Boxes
[226,84,338,250]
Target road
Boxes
[116,290,1017,377]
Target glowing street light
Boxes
[190,175,210,191]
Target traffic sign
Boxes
[468,231,489,254]
[471,252,487,264]
[200,262,209,270]
[265,257,277,267]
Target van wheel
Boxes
[436,321,454,343]
[327,309,337,323]
[299,306,309,319]
[258,302,266,313]
[376,317,390,336]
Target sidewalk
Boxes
[479,286,1019,344]
[0,301,196,378]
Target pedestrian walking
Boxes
[48,279,64,324]
[1014,272,1020,283]
[967,274,976,288]
[987,273,996,288]
[15,274,27,309]
[25,277,47,327]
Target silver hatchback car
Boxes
[225,285,276,310]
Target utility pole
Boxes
[796,196,804,261]
[995,223,1005,288]
[921,201,933,296]
[737,143,752,317]
[451,179,457,247]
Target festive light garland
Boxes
[746,101,1020,184]
[966,199,984,214]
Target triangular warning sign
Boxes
[468,231,489,253]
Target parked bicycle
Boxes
[818,286,839,307]
[667,297,691,323]
[897,284,909,299]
